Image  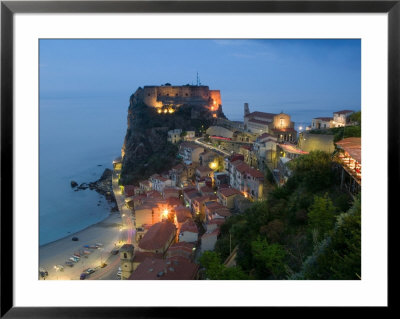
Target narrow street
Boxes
[87,167,136,280]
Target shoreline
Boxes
[39,210,119,249]
[39,211,123,280]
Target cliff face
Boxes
[120,88,226,185]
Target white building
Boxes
[179,142,204,165]
[311,117,333,130]
[149,174,174,193]
[167,129,182,144]
[229,159,264,201]
[332,110,354,127]
[178,219,199,243]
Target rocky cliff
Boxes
[120,88,226,185]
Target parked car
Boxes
[55,265,64,271]
[65,261,74,267]
[72,237,79,241]
[80,273,87,280]
[85,268,95,275]
[69,256,79,262]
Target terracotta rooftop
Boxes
[175,207,192,224]
[193,195,217,205]
[167,242,195,254]
[257,133,276,141]
[248,118,270,125]
[232,160,264,179]
[183,187,197,194]
[200,186,214,194]
[229,153,244,163]
[180,219,198,234]
[146,190,162,198]
[138,221,176,251]
[163,187,179,194]
[201,228,220,239]
[128,257,198,280]
[314,117,333,121]
[335,137,361,163]
[205,201,225,209]
[245,111,276,119]
[185,191,202,200]
[133,252,163,264]
[167,197,182,207]
[218,187,241,197]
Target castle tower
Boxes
[119,244,135,280]
[244,103,250,117]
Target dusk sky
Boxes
[40,39,361,123]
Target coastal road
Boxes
[87,168,137,280]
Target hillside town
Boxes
[110,92,361,280]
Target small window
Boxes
[185,93,188,96]
[148,93,151,96]
[166,94,169,96]
[124,253,127,259]
[176,93,178,96]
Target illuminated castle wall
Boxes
[132,84,222,116]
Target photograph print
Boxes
[39,39,361,281]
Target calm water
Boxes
[39,96,128,245]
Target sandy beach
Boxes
[39,212,123,280]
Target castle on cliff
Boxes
[132,83,222,118]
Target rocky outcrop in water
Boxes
[73,168,115,203]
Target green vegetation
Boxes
[293,195,361,279]
[349,111,361,125]
[199,251,249,280]
[203,151,359,280]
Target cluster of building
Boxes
[117,83,361,279]
[310,110,355,130]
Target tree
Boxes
[287,151,334,193]
[199,251,249,280]
[260,219,285,243]
[251,237,286,279]
[294,196,361,280]
[307,193,337,242]
[349,111,361,125]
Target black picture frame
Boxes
[1,0,396,317]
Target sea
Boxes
[39,95,128,246]
[39,95,336,246]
